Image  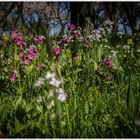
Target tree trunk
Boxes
[70,2,78,26]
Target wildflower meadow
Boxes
[0,16,140,138]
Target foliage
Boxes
[0,20,140,138]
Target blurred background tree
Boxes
[0,2,140,36]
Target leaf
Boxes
[26,104,34,112]
[112,57,119,68]
[95,88,99,97]
[16,96,22,106]
[93,61,98,71]
[65,49,71,59]
[36,105,43,113]
[14,55,20,62]
[25,64,33,75]
[84,102,89,114]
[15,119,22,133]
[75,57,81,66]
[73,69,83,74]
[97,45,102,62]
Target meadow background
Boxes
[0,2,140,138]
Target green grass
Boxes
[0,26,140,138]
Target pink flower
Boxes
[16,38,23,49]
[34,35,43,44]
[4,67,9,74]
[0,41,3,45]
[72,53,78,61]
[19,47,38,65]
[105,73,112,80]
[67,24,76,31]
[37,64,44,70]
[74,30,80,38]
[28,53,34,60]
[54,48,61,55]
[16,38,22,46]
[13,69,17,75]
[104,58,112,68]
[65,35,72,43]
[80,39,89,47]
[19,53,24,60]
[95,67,100,73]
[27,47,34,52]
[9,69,17,81]
[32,49,38,56]
[11,31,18,38]
[23,59,29,65]
[7,39,14,45]
[9,75,16,81]
[16,37,26,49]
[28,32,31,37]
[27,47,38,60]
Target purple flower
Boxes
[65,35,72,43]
[0,41,3,45]
[11,31,18,38]
[54,48,61,55]
[72,53,78,61]
[19,53,29,65]
[80,39,89,47]
[9,75,16,81]
[27,47,38,59]
[32,49,38,56]
[9,69,17,81]
[34,35,43,44]
[13,69,17,75]
[67,24,76,31]
[16,38,22,46]
[105,73,112,80]
[104,58,112,68]
[16,37,26,49]
[23,59,29,65]
[37,64,44,70]
[74,30,80,38]
[19,53,24,60]
[7,39,15,45]
[28,53,34,60]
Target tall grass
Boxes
[0,22,140,138]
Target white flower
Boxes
[49,77,63,88]
[47,104,52,109]
[56,88,64,94]
[36,95,42,103]
[111,50,117,57]
[57,93,66,102]
[40,36,45,39]
[49,77,57,87]
[104,20,113,26]
[117,32,124,37]
[57,88,67,102]
[45,71,55,79]
[50,113,56,120]
[38,78,45,82]
[123,45,130,49]
[137,49,140,53]
[47,90,54,99]
[34,78,45,87]
[47,100,54,109]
